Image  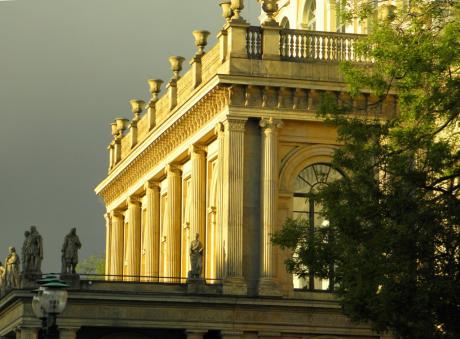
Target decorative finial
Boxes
[192,30,211,56]
[115,117,129,136]
[129,99,145,121]
[261,0,279,26]
[230,0,245,22]
[168,56,185,80]
[148,79,164,103]
[219,1,233,23]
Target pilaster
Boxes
[104,213,112,277]
[110,210,124,280]
[126,196,142,281]
[261,26,281,61]
[144,180,161,281]
[190,56,202,88]
[165,164,182,282]
[222,117,247,295]
[215,122,225,279]
[259,118,283,296]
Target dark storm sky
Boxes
[0,0,259,272]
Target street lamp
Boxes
[32,275,69,338]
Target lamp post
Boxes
[32,275,69,339]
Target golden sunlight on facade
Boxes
[0,1,399,338]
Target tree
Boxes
[273,1,460,338]
[76,253,105,276]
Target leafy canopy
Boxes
[273,1,460,338]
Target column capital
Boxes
[110,209,124,219]
[127,195,141,207]
[259,117,283,130]
[223,117,247,132]
[144,180,161,191]
[165,163,182,176]
[189,144,207,156]
[104,212,111,221]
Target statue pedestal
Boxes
[60,273,80,289]
[20,272,41,289]
[186,278,206,294]
[257,277,282,297]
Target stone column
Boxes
[215,122,225,279]
[165,164,182,282]
[110,210,124,280]
[189,144,207,248]
[126,196,142,281]
[59,328,80,339]
[222,117,247,295]
[15,328,39,339]
[259,118,283,296]
[104,213,112,277]
[144,180,161,281]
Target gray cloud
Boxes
[0,0,259,272]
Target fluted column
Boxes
[126,196,142,281]
[190,144,207,246]
[59,328,80,339]
[15,328,39,339]
[165,164,182,282]
[110,210,124,280]
[222,117,247,295]
[144,180,161,281]
[259,118,283,295]
[215,122,225,279]
[104,213,112,277]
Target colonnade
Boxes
[103,117,283,294]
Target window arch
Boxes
[292,163,342,290]
[302,0,317,30]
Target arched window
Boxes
[302,0,317,30]
[292,163,342,290]
[280,16,290,29]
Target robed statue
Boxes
[23,226,43,274]
[5,247,20,289]
[188,233,204,280]
[61,228,82,274]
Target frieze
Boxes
[98,86,229,205]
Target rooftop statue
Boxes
[24,226,43,274]
[5,247,20,289]
[61,228,82,275]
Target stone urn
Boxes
[115,117,129,134]
[168,56,185,80]
[230,0,244,21]
[219,1,233,22]
[129,99,145,120]
[110,122,118,137]
[192,30,211,56]
[148,79,164,103]
[262,0,279,25]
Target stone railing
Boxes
[280,29,365,62]
[247,26,263,59]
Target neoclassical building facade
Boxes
[0,1,398,339]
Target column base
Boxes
[257,277,282,297]
[223,276,247,296]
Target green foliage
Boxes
[273,1,460,338]
[76,253,105,276]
